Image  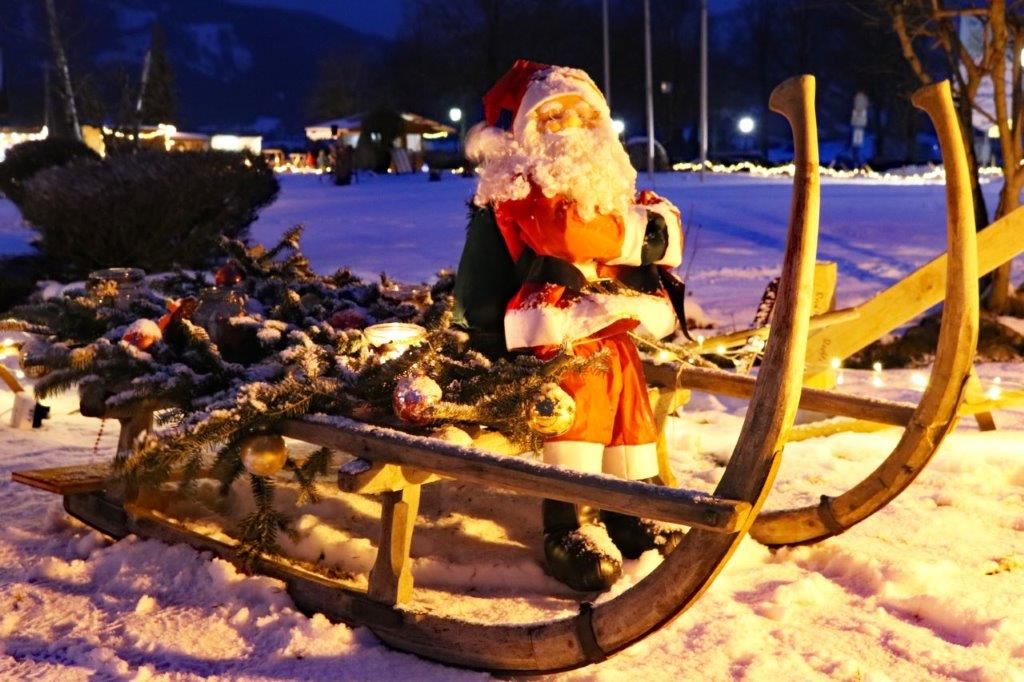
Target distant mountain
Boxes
[0,0,388,135]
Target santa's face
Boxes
[471,91,637,223]
[532,94,600,134]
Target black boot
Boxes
[542,499,622,592]
[601,478,684,560]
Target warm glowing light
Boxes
[211,134,262,154]
[1,338,13,348]
[986,385,1003,400]
[872,375,884,388]
[366,321,425,348]
[911,372,928,389]
[872,361,883,373]
[449,107,463,123]
[695,335,705,346]
[830,357,841,370]
[670,159,1004,184]
[655,349,674,363]
[14,370,25,379]
[737,116,756,134]
[612,119,626,135]
[0,126,49,162]
[422,131,449,140]
[988,125,1001,139]
[716,344,727,355]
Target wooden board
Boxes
[804,202,1024,378]
[12,463,111,494]
[280,418,751,533]
[644,361,917,427]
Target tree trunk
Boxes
[43,0,81,141]
[987,177,1020,312]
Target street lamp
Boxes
[737,116,755,135]
[612,118,626,136]
[449,107,462,123]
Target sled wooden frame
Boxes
[9,77,976,673]
[11,76,817,674]
[645,80,980,547]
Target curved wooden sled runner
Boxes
[14,76,822,673]
[645,80,980,548]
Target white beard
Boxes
[470,117,637,223]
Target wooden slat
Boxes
[339,458,446,494]
[803,202,1024,377]
[0,364,24,393]
[367,485,421,605]
[12,463,111,494]
[280,418,750,533]
[691,306,859,351]
[644,361,917,427]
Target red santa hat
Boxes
[482,59,610,140]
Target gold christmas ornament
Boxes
[528,383,576,437]
[430,424,473,446]
[240,434,288,477]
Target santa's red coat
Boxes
[493,183,683,351]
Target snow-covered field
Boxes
[1,172,1023,680]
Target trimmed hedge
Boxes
[19,151,279,279]
[0,138,100,205]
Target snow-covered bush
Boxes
[0,138,99,205]
[18,151,279,279]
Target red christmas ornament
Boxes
[214,261,245,287]
[156,297,198,330]
[122,319,162,350]
[392,374,442,424]
[329,308,368,330]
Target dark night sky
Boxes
[228,0,742,41]
[229,0,404,38]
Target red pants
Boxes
[536,332,659,480]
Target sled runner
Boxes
[646,79,981,547]
[11,77,986,674]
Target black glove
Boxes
[641,210,669,265]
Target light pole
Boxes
[602,0,611,107]
[699,0,708,181]
[643,0,655,179]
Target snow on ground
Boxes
[1,173,1023,680]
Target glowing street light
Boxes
[737,116,756,135]
[612,118,626,136]
[449,107,463,123]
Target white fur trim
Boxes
[605,205,648,266]
[465,122,510,164]
[603,443,659,480]
[504,291,677,349]
[513,67,610,139]
[543,440,604,473]
[646,202,683,268]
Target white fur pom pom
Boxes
[465,123,511,163]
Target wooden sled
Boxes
[8,77,975,673]
[646,80,980,547]
[13,76,819,674]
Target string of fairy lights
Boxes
[670,159,1005,184]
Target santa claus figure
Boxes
[455,60,684,592]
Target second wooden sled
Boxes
[13,77,821,674]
